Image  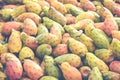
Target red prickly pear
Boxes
[103,15,118,35]
[60,62,82,80]
[23,59,44,80]
[65,14,75,25]
[2,21,22,35]
[109,61,120,74]
[61,33,71,44]
[5,58,23,80]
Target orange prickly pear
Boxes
[8,29,22,53]
[60,62,82,80]
[52,44,68,57]
[23,59,43,80]
[23,18,37,36]
[112,30,120,41]
[103,15,118,35]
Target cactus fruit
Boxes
[60,62,82,80]
[88,67,103,80]
[86,52,109,71]
[52,44,68,57]
[85,23,110,49]
[95,49,114,63]
[43,7,67,26]
[58,0,78,6]
[14,12,41,25]
[36,44,52,58]
[19,46,35,62]
[68,38,88,57]
[103,15,118,35]
[23,18,37,36]
[61,33,71,44]
[25,1,42,14]
[38,0,50,9]
[102,71,120,80]
[21,32,38,50]
[0,43,8,55]
[40,76,58,80]
[5,57,23,80]
[109,61,120,74]
[11,5,26,18]
[8,29,22,53]
[51,1,67,14]
[37,24,48,35]
[23,59,43,80]
[80,0,96,11]
[65,14,75,25]
[44,55,62,78]
[0,71,7,80]
[78,33,95,52]
[0,8,13,21]
[110,38,120,58]
[35,33,59,47]
[54,54,81,67]
[2,21,22,35]
[112,30,120,41]
[79,66,91,79]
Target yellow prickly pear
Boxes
[60,62,82,80]
[86,52,109,71]
[19,47,35,62]
[8,29,22,53]
[68,38,88,57]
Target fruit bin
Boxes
[0,0,120,80]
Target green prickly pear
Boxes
[23,18,37,36]
[86,52,109,71]
[37,24,48,35]
[36,44,52,58]
[64,25,83,39]
[43,7,66,26]
[21,32,39,50]
[44,55,62,78]
[11,5,26,18]
[102,71,120,80]
[85,23,110,49]
[60,62,82,80]
[54,54,81,67]
[78,33,95,52]
[110,38,120,58]
[65,4,84,16]
[25,1,42,14]
[68,38,88,57]
[88,67,103,80]
[19,46,35,62]
[0,8,13,21]
[8,29,22,53]
[40,76,58,80]
[95,49,114,63]
[35,33,59,47]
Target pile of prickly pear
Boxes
[1,0,120,80]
